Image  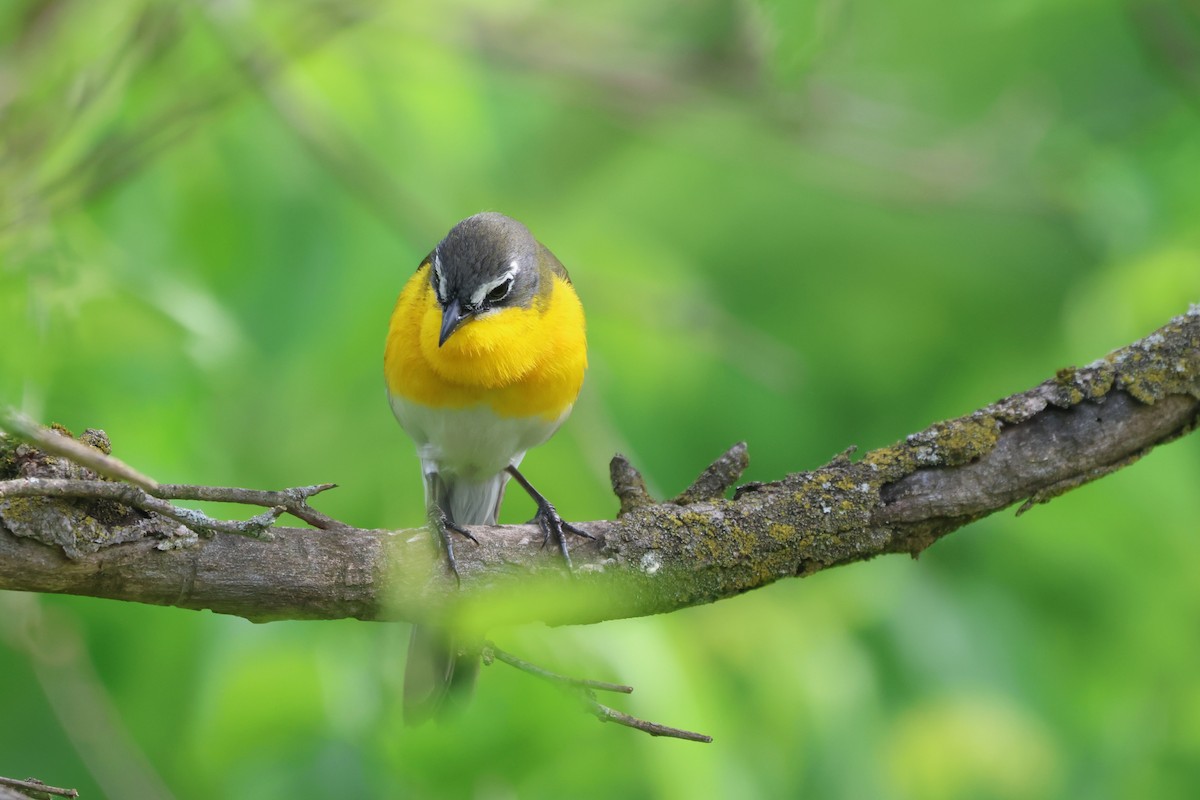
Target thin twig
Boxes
[586,697,714,743]
[156,482,346,530]
[0,478,281,540]
[0,408,159,491]
[0,775,79,799]
[484,642,712,743]
[485,642,633,694]
[1,410,348,531]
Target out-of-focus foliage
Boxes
[2,0,1199,797]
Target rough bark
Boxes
[1,307,1198,629]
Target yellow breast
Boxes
[384,264,587,420]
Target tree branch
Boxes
[1,308,1197,629]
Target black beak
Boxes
[438,298,470,346]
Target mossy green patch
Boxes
[0,434,17,479]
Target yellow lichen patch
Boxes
[1106,313,1200,403]
[928,417,1002,464]
[1119,365,1171,404]
[858,413,1002,482]
[768,523,796,542]
[1058,361,1116,402]
[1053,368,1085,404]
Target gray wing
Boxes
[537,241,571,283]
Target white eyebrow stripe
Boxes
[471,269,516,307]
[431,252,449,303]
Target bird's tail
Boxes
[402,471,507,724]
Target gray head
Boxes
[429,212,542,346]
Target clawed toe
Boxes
[505,464,591,572]
[561,520,594,541]
[530,503,590,571]
[428,507,479,584]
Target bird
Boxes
[384,212,589,723]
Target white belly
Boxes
[388,392,570,481]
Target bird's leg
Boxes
[504,465,594,570]
[424,472,478,584]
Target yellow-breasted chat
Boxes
[384,212,589,723]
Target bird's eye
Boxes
[485,277,513,305]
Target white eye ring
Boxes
[485,277,513,304]
[472,270,517,307]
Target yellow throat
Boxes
[384,262,587,421]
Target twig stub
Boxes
[672,441,749,505]
[609,453,655,516]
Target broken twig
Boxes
[483,642,712,743]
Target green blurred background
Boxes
[2,0,1200,797]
